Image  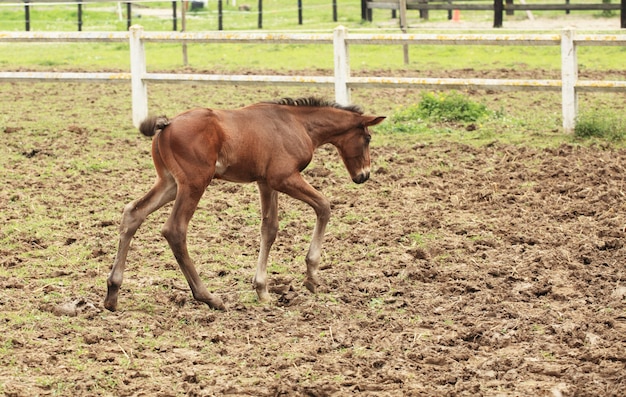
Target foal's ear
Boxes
[362,116,386,127]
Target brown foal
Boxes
[104,97,385,311]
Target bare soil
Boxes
[1,79,625,396]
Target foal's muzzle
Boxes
[353,171,370,184]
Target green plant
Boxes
[414,91,490,123]
[574,110,625,141]
[378,91,491,135]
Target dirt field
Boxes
[1,80,625,396]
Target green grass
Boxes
[575,110,626,141]
[2,36,624,74]
[373,89,626,147]
[404,91,490,123]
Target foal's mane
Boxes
[266,97,364,115]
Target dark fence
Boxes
[362,0,626,28]
[4,0,341,31]
[6,0,625,31]
[10,0,178,31]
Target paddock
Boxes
[1,79,625,395]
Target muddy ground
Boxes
[1,79,625,396]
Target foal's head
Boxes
[335,113,386,184]
[304,101,385,184]
[269,97,385,184]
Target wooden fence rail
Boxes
[1,26,625,132]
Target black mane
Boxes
[266,97,364,115]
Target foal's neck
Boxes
[302,108,358,147]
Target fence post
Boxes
[24,0,30,31]
[399,0,409,65]
[172,1,177,31]
[493,0,503,28]
[126,2,132,30]
[218,0,223,30]
[561,27,577,134]
[333,26,350,105]
[129,25,148,128]
[77,0,83,31]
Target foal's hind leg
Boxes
[162,184,226,311]
[105,177,177,311]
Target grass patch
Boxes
[379,91,491,135]
[411,91,489,123]
[374,90,626,148]
[574,110,626,142]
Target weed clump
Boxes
[381,91,490,134]
[413,91,489,123]
[575,111,625,141]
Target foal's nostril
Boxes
[353,172,370,184]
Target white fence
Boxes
[1,26,626,132]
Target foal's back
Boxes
[158,104,316,185]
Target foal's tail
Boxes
[139,115,170,137]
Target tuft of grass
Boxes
[413,91,490,123]
[574,110,626,141]
[379,91,491,135]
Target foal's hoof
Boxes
[256,289,271,303]
[208,299,227,312]
[103,294,118,312]
[253,277,271,303]
[303,277,319,294]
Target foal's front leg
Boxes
[275,174,331,293]
[303,196,331,294]
[253,181,279,302]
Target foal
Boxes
[104,97,385,311]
